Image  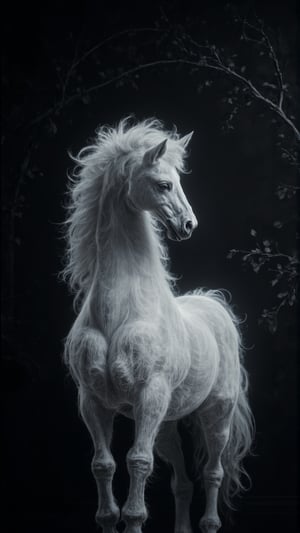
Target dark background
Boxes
[2,1,299,532]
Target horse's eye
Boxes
[157,181,172,192]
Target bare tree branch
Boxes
[185,26,299,140]
[28,58,199,128]
[236,14,285,109]
[71,27,162,71]
[259,25,285,110]
[26,14,300,145]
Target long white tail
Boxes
[220,363,254,508]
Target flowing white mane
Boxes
[63,117,189,304]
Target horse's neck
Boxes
[90,199,173,329]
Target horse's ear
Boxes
[179,131,194,148]
[143,139,167,166]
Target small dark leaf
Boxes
[262,82,277,89]
[268,317,278,334]
[277,292,288,299]
[47,119,57,136]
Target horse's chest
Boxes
[108,339,162,395]
[106,323,190,400]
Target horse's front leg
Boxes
[122,375,171,533]
[79,388,119,533]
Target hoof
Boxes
[121,506,147,524]
[199,516,221,533]
[124,524,144,533]
[122,507,147,533]
[95,506,120,528]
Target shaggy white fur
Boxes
[63,117,254,533]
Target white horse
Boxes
[63,117,254,533]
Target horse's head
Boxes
[127,134,198,241]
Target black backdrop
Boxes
[2,2,299,532]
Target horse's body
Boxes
[64,118,253,533]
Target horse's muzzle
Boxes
[167,216,198,241]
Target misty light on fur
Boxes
[62,117,254,533]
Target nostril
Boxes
[184,220,193,233]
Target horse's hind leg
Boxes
[197,399,234,533]
[155,421,193,533]
[79,388,119,533]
